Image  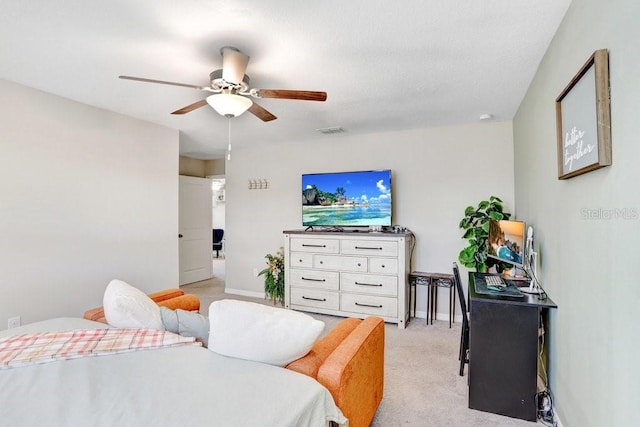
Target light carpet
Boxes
[182,260,539,426]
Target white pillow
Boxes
[208,299,324,366]
[103,279,164,330]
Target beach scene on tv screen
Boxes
[302,170,391,226]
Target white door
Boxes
[179,176,213,285]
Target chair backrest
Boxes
[213,229,224,244]
[452,262,468,326]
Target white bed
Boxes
[0,318,346,426]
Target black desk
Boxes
[468,273,557,421]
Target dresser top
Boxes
[284,229,413,237]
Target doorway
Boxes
[210,177,226,282]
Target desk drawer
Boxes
[290,288,339,310]
[341,293,397,317]
[341,272,397,296]
[290,238,340,254]
[290,269,339,290]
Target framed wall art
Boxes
[556,49,611,180]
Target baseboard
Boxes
[224,288,264,299]
[225,292,466,324]
[412,311,464,324]
[414,310,428,319]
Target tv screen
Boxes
[487,219,525,267]
[302,170,392,227]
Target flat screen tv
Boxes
[302,169,392,227]
[487,219,525,267]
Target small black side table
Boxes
[409,271,456,327]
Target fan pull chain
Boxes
[227,118,232,161]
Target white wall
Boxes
[225,121,515,316]
[513,0,640,424]
[0,80,179,328]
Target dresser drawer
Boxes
[290,238,340,254]
[289,253,313,269]
[341,239,399,257]
[340,272,398,296]
[369,257,398,274]
[341,293,398,318]
[290,269,339,290]
[290,288,340,310]
[314,255,367,272]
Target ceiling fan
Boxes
[119,46,327,122]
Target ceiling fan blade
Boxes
[254,89,327,102]
[221,47,250,85]
[248,101,277,122]
[171,99,209,115]
[119,75,209,91]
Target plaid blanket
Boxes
[0,328,201,369]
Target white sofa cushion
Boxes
[103,279,164,330]
[208,299,324,366]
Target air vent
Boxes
[316,126,345,134]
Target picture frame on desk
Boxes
[556,49,611,180]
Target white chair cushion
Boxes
[208,299,324,366]
[103,279,164,330]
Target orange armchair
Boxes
[286,316,385,427]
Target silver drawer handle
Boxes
[355,281,383,287]
[355,302,383,308]
[302,277,326,282]
[302,244,326,248]
[354,246,383,250]
[302,296,327,302]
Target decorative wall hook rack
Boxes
[248,179,269,190]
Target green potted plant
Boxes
[458,196,511,272]
[259,247,285,305]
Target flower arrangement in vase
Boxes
[259,247,285,305]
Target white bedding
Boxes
[0,318,346,426]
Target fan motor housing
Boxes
[210,69,250,92]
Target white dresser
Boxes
[283,230,412,328]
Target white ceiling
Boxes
[1,1,571,159]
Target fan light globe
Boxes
[206,94,252,118]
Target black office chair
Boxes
[452,262,469,376]
[212,229,224,258]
